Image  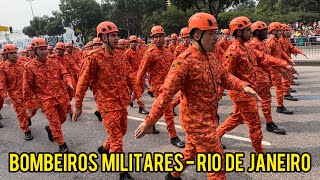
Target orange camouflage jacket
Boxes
[74,48,139,112]
[0,60,25,101]
[125,48,143,73]
[279,36,303,57]
[23,58,72,110]
[216,38,232,51]
[168,43,176,53]
[145,46,249,133]
[266,36,292,63]
[224,39,289,102]
[173,44,188,58]
[136,44,174,95]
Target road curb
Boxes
[293,60,320,66]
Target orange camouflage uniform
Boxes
[136,44,177,138]
[214,45,227,100]
[248,37,274,123]
[75,48,139,152]
[50,54,79,95]
[280,36,303,95]
[23,58,72,145]
[171,44,189,108]
[0,60,34,133]
[125,47,145,107]
[216,38,232,51]
[168,43,176,53]
[266,35,292,106]
[145,46,249,180]
[217,39,288,153]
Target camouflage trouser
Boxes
[12,99,30,133]
[153,90,177,138]
[102,109,127,152]
[283,69,293,95]
[171,131,226,180]
[257,82,273,124]
[217,101,264,154]
[270,69,284,107]
[43,104,67,145]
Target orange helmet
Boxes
[129,35,138,42]
[285,24,292,31]
[125,40,130,44]
[187,12,218,34]
[179,27,189,37]
[251,21,267,32]
[65,42,73,47]
[31,38,48,49]
[2,44,17,53]
[222,29,230,35]
[26,45,33,51]
[229,16,252,35]
[96,21,119,37]
[93,37,102,44]
[150,25,165,37]
[268,22,282,32]
[170,33,178,39]
[47,46,53,50]
[55,42,65,49]
[118,39,126,45]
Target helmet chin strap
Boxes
[195,31,206,52]
[101,34,115,49]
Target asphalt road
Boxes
[0,66,319,180]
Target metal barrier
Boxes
[290,36,320,60]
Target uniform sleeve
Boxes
[220,65,249,91]
[145,58,189,126]
[0,67,8,98]
[70,58,80,75]
[281,51,292,63]
[22,66,36,109]
[74,55,97,109]
[288,43,303,55]
[222,49,237,74]
[136,51,152,94]
[253,49,288,68]
[59,63,73,86]
[124,55,142,98]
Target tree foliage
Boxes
[101,0,166,38]
[22,15,66,38]
[59,0,103,43]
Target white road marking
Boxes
[128,116,272,146]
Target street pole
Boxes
[26,0,35,19]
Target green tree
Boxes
[171,0,247,19]
[22,26,37,37]
[59,0,103,43]
[142,6,190,37]
[102,0,166,38]
[22,16,47,37]
[45,12,66,36]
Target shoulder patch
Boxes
[171,59,183,69]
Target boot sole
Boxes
[276,111,294,115]
[266,129,286,135]
[284,98,298,101]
